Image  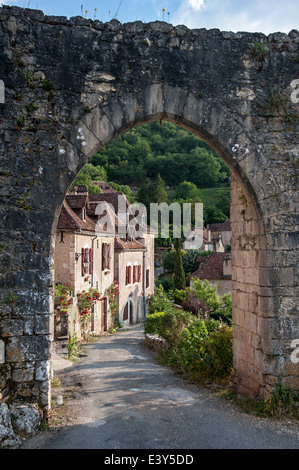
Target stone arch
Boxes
[0,7,298,419]
[66,96,268,398]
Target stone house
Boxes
[87,191,155,325]
[54,187,115,339]
[182,226,225,252]
[189,253,232,297]
[55,186,155,335]
[208,219,232,251]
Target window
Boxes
[126,265,132,285]
[132,264,141,283]
[102,243,111,270]
[81,247,92,276]
[146,268,150,289]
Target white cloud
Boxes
[188,0,205,11]
[171,0,299,34]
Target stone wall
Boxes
[0,4,298,433]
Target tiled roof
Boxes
[209,219,231,232]
[114,237,146,251]
[88,192,130,214]
[57,200,96,232]
[65,194,90,210]
[58,191,148,251]
[190,253,231,280]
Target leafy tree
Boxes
[152,173,167,204]
[148,285,174,315]
[90,121,230,189]
[176,181,199,200]
[204,206,228,225]
[70,163,107,193]
[189,147,221,188]
[163,248,186,273]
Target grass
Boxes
[166,185,230,207]
[197,186,230,207]
[218,384,299,421]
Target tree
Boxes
[173,238,186,291]
[152,173,167,204]
[204,206,227,225]
[70,163,107,193]
[176,181,199,200]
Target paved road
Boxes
[21,325,299,450]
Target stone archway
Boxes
[0,6,298,418]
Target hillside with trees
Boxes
[71,121,231,226]
[90,121,230,188]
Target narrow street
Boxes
[21,325,299,450]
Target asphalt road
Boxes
[20,325,299,450]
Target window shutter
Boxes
[81,247,85,276]
[89,248,93,274]
[128,265,132,284]
[133,265,136,283]
[138,265,141,282]
[126,266,129,285]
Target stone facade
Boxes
[114,235,155,325]
[54,213,115,339]
[0,5,298,430]
[209,220,232,251]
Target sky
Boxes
[1,0,298,35]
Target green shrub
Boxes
[155,277,174,293]
[156,309,193,346]
[180,319,209,371]
[148,285,174,315]
[145,308,193,347]
[173,288,189,304]
[253,383,299,419]
[144,311,165,335]
[190,279,232,325]
[201,324,233,378]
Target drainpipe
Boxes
[91,236,97,289]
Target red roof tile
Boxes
[191,253,231,280]
[209,220,231,232]
[57,201,96,233]
[114,237,146,251]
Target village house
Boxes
[208,219,232,251]
[54,186,115,340]
[86,191,155,324]
[182,226,225,253]
[54,185,155,339]
[189,252,232,297]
